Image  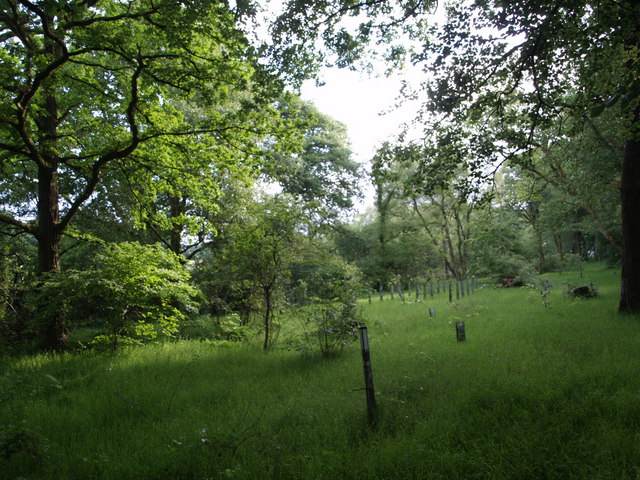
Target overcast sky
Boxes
[300,67,424,211]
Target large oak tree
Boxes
[0,0,284,348]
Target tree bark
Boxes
[619,105,640,313]
[37,162,68,349]
[263,286,272,350]
[169,196,184,255]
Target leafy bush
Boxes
[179,314,250,342]
[295,299,361,357]
[0,248,36,353]
[289,253,365,357]
[34,242,201,351]
[490,255,538,287]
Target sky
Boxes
[301,68,421,164]
[300,67,424,211]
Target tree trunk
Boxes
[168,196,184,255]
[619,106,640,313]
[571,231,583,256]
[535,228,545,273]
[553,234,565,261]
[37,162,68,349]
[263,286,272,350]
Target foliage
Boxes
[0,0,309,348]
[403,0,639,311]
[217,195,306,350]
[33,242,200,351]
[179,314,251,342]
[0,236,37,352]
[289,251,364,357]
[266,98,362,228]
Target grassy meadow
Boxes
[2,263,640,479]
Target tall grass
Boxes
[2,263,639,479]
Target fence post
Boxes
[456,321,466,341]
[359,326,377,426]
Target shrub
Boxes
[179,314,250,342]
[289,252,365,357]
[34,242,201,351]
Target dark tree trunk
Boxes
[168,196,184,255]
[263,286,272,350]
[571,232,583,256]
[553,234,565,261]
[37,162,68,349]
[619,107,640,313]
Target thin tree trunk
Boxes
[535,227,545,273]
[263,286,272,350]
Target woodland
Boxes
[2,1,640,478]
[0,0,639,351]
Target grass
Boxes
[2,263,640,479]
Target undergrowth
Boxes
[2,263,639,479]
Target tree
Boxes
[267,98,362,229]
[270,0,639,305]
[220,195,304,350]
[0,1,286,348]
[402,0,640,312]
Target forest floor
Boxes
[2,263,640,479]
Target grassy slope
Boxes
[2,264,640,479]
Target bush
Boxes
[289,252,365,357]
[295,299,362,357]
[179,314,250,342]
[492,255,539,287]
[0,250,36,353]
[34,242,201,351]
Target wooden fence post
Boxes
[456,322,466,341]
[359,326,377,426]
